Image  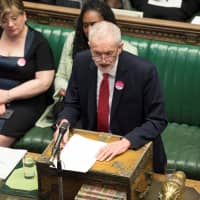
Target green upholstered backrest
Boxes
[121,37,200,179]
[121,36,200,126]
[27,21,73,70]
[162,122,200,179]
[28,21,200,126]
[148,41,200,126]
[122,35,150,59]
[13,22,200,179]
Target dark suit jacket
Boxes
[58,50,168,173]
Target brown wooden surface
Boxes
[0,149,200,199]
[41,128,152,177]
[37,128,153,200]
[23,1,200,45]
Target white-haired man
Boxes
[54,21,168,173]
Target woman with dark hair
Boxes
[72,0,116,60]
[36,0,137,127]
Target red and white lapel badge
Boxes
[17,58,26,67]
[115,80,124,90]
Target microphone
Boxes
[49,121,70,163]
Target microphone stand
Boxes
[49,121,70,199]
[57,148,64,200]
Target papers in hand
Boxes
[0,147,27,179]
[55,134,106,173]
[148,0,182,8]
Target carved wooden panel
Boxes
[24,1,200,45]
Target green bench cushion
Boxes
[148,41,200,126]
[162,123,200,180]
[13,127,53,153]
[122,35,150,59]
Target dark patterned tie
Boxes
[97,73,109,132]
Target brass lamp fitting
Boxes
[158,171,186,200]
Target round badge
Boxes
[17,58,26,67]
[115,80,124,90]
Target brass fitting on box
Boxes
[159,171,186,200]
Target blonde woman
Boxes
[0,0,54,147]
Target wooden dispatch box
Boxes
[36,128,153,200]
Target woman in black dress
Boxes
[0,0,55,147]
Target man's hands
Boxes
[54,122,132,162]
[96,137,131,161]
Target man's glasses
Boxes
[91,48,118,62]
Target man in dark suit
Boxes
[54,21,168,173]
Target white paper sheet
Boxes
[148,0,182,8]
[112,8,143,18]
[191,16,200,25]
[59,134,106,173]
[0,147,27,179]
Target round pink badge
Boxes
[17,58,26,67]
[115,80,124,90]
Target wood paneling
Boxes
[23,1,200,45]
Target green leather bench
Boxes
[14,22,200,180]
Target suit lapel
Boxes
[110,54,128,124]
[87,62,97,129]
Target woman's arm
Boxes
[0,70,54,104]
[54,31,75,98]
[0,104,6,115]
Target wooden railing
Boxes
[24,1,200,45]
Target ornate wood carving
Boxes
[24,1,200,45]
[24,1,79,28]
